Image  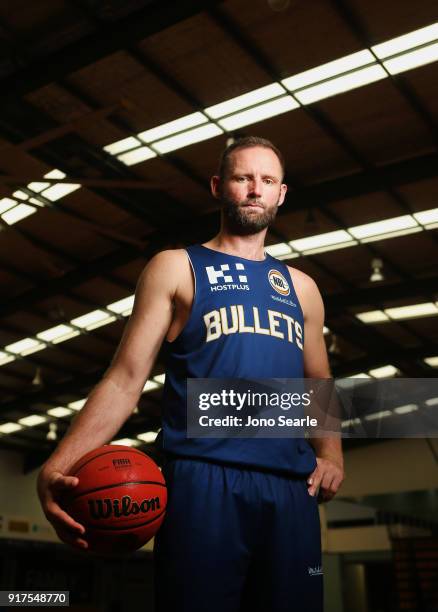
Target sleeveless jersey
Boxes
[161,244,316,475]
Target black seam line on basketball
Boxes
[72,448,148,475]
[87,509,166,531]
[70,480,166,500]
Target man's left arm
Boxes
[293,270,344,502]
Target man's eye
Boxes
[263,179,273,185]
[236,177,246,182]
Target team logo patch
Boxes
[268,269,290,296]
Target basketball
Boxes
[63,445,167,554]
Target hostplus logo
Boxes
[308,565,323,577]
[205,263,249,292]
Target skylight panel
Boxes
[368,365,399,378]
[385,302,438,320]
[41,183,81,202]
[349,215,418,239]
[18,415,47,426]
[137,431,158,443]
[218,96,298,131]
[205,83,285,119]
[107,295,135,316]
[153,124,223,154]
[138,112,207,143]
[70,310,115,330]
[5,338,45,355]
[383,42,438,75]
[282,50,375,91]
[0,422,22,434]
[0,198,17,213]
[47,407,73,418]
[356,311,389,324]
[2,204,36,225]
[372,22,438,58]
[117,147,157,166]
[295,65,386,105]
[289,230,353,252]
[413,208,438,226]
[104,137,142,155]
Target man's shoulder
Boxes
[286,265,320,296]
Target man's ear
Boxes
[277,183,288,207]
[211,175,222,200]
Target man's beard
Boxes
[221,196,280,236]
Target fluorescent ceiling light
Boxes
[0,198,16,213]
[356,310,388,323]
[2,203,36,225]
[107,295,135,315]
[139,112,207,143]
[364,410,392,421]
[349,215,418,239]
[295,65,386,105]
[385,302,438,320]
[37,324,75,342]
[47,407,73,418]
[205,83,285,119]
[290,230,353,252]
[0,422,23,434]
[18,414,47,426]
[153,374,165,385]
[355,373,371,378]
[137,431,158,443]
[71,309,115,330]
[424,356,438,367]
[218,96,298,131]
[41,183,80,202]
[341,417,362,427]
[153,124,223,154]
[372,23,438,58]
[369,365,398,378]
[68,399,86,411]
[425,397,438,407]
[118,147,157,166]
[282,50,374,91]
[383,42,438,75]
[394,404,418,415]
[111,438,141,447]
[104,137,142,155]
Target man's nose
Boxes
[247,178,262,197]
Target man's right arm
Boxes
[37,249,182,548]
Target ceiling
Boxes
[0,0,437,459]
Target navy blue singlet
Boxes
[161,244,316,476]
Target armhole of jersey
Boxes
[167,249,197,344]
[284,264,305,322]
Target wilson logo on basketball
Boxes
[112,458,131,469]
[88,495,160,519]
[268,269,290,296]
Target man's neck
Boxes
[203,232,267,261]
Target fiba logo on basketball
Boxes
[88,494,161,520]
[268,269,290,296]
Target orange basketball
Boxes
[63,445,167,554]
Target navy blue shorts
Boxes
[154,457,323,612]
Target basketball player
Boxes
[38,136,344,611]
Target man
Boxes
[38,136,344,611]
